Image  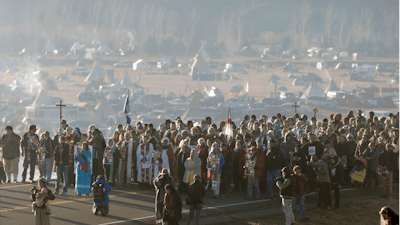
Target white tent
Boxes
[189,54,213,76]
[94,99,117,121]
[180,98,204,122]
[292,78,305,86]
[84,63,106,82]
[324,79,340,94]
[44,40,55,54]
[196,47,211,62]
[92,39,101,47]
[300,80,325,99]
[132,59,150,70]
[32,89,54,106]
[69,42,82,52]
[120,73,133,87]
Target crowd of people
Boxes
[0,109,399,225]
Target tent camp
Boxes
[69,42,83,53]
[190,53,214,77]
[94,99,117,121]
[180,98,205,122]
[120,73,133,87]
[195,47,211,62]
[132,59,150,70]
[268,74,280,84]
[288,73,298,79]
[44,40,55,54]
[292,78,305,86]
[324,79,340,94]
[300,79,325,99]
[84,63,106,82]
[31,89,55,106]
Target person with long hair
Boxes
[380,206,399,225]
[163,184,182,225]
[31,178,52,225]
[75,142,91,196]
[153,169,175,224]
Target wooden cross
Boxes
[56,100,66,127]
[292,102,299,114]
[313,108,318,118]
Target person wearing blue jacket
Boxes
[92,175,111,216]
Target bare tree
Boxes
[338,9,347,49]
[324,4,338,47]
[298,3,312,49]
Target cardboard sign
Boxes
[308,146,316,156]
[246,160,255,175]
[105,151,113,164]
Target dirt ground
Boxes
[219,197,399,225]
[5,54,399,120]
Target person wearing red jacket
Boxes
[231,140,246,192]
[255,139,267,193]
[292,165,310,221]
[244,146,264,199]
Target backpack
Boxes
[185,186,200,206]
[47,189,55,200]
[92,183,106,203]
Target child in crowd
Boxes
[292,165,309,221]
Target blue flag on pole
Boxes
[123,91,131,124]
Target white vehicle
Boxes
[137,111,167,121]
[299,96,339,108]
[26,104,94,124]
[70,67,91,75]
[114,61,132,67]
[350,64,377,81]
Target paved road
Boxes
[1,180,397,225]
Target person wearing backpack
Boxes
[92,175,111,216]
[186,174,206,225]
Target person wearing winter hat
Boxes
[275,167,295,225]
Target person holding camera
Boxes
[186,174,206,225]
[153,168,176,224]
[275,167,295,225]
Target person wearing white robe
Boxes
[136,136,154,186]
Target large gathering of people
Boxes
[0,109,398,224]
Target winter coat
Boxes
[1,133,20,159]
[330,162,344,185]
[378,151,397,172]
[54,143,70,167]
[301,142,323,158]
[291,151,308,173]
[265,146,285,171]
[231,148,245,175]
[307,160,331,183]
[361,148,379,172]
[280,133,296,163]
[292,174,309,195]
[184,153,201,184]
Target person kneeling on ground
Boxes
[92,175,111,216]
[275,167,295,225]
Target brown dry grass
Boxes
[224,197,399,225]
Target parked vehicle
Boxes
[114,61,132,67]
[70,67,91,75]
[283,63,299,72]
[350,64,377,81]
[299,96,339,108]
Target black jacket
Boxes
[301,142,323,158]
[188,180,206,204]
[330,162,344,185]
[379,151,397,172]
[291,151,308,173]
[265,146,285,171]
[54,143,70,166]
